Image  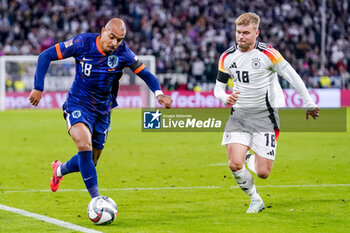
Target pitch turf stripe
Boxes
[3,184,350,194]
[0,204,102,233]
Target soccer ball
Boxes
[87,196,118,225]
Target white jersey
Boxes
[216,42,316,116]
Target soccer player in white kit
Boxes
[214,12,320,213]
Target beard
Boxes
[105,47,115,55]
[237,41,253,52]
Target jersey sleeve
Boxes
[217,52,230,83]
[214,51,231,104]
[122,44,146,74]
[55,34,85,60]
[264,45,316,109]
[121,43,162,93]
[33,34,85,91]
[275,60,316,109]
[260,45,284,66]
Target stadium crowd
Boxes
[0,0,349,89]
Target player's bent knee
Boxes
[256,170,270,179]
[77,142,92,151]
[228,160,244,172]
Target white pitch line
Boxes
[209,163,227,166]
[256,184,350,188]
[0,204,103,233]
[2,184,350,194]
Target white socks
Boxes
[232,167,260,201]
[56,165,63,177]
[246,154,256,174]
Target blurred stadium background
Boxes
[0,0,350,110]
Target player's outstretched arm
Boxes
[276,62,320,120]
[157,94,172,109]
[134,65,172,108]
[306,105,320,120]
[29,45,61,106]
[274,58,319,118]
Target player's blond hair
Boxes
[235,12,260,29]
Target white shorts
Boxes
[221,130,279,160]
[221,108,280,160]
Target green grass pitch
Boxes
[0,108,349,233]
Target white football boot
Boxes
[246,198,265,213]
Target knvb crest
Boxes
[72,110,81,119]
[143,110,161,129]
[108,55,119,68]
